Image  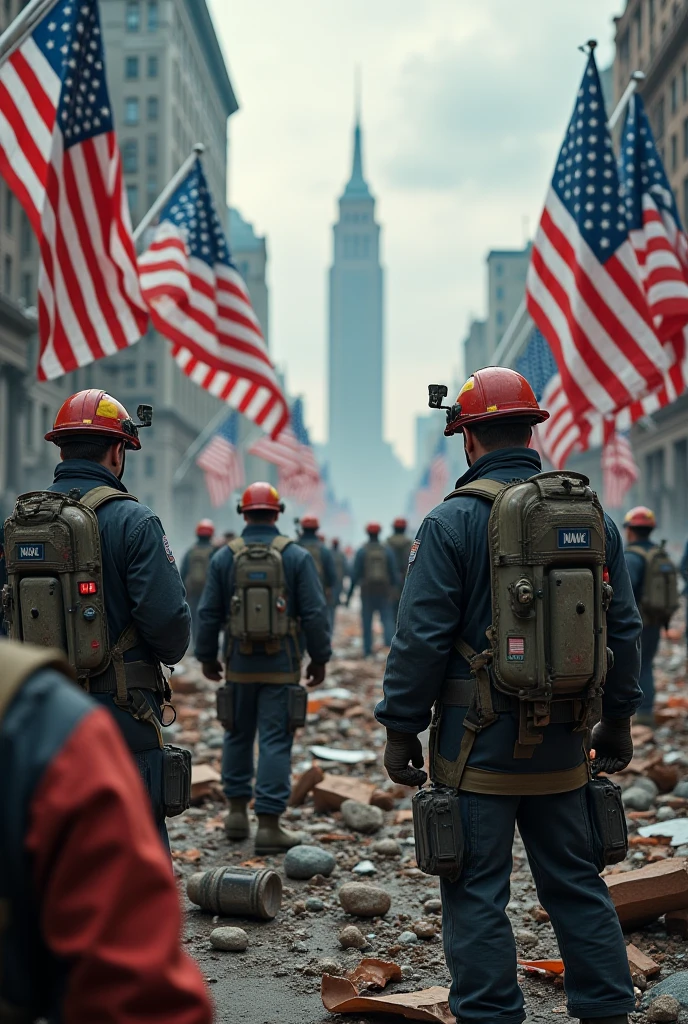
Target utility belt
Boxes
[88,659,166,695]
[217,679,307,733]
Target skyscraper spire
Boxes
[344,67,371,198]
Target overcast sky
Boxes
[208,0,621,467]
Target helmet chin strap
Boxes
[463,436,472,468]
[117,443,126,480]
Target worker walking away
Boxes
[347,523,398,657]
[624,506,678,726]
[376,368,642,1024]
[181,519,216,643]
[195,483,331,853]
[387,517,413,621]
[297,515,337,630]
[330,538,349,630]
[681,539,688,665]
[0,639,212,1023]
[2,390,191,845]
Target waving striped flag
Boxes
[196,412,245,508]
[602,430,639,509]
[526,51,668,424]
[139,157,289,439]
[0,0,148,380]
[249,397,320,480]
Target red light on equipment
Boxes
[78,581,98,595]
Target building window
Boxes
[672,77,678,114]
[147,0,158,30]
[634,6,642,51]
[20,211,31,257]
[495,263,503,277]
[41,405,50,439]
[124,96,139,125]
[21,272,32,304]
[146,134,157,168]
[3,0,10,20]
[147,54,158,78]
[146,174,157,203]
[125,55,139,79]
[671,133,678,170]
[683,63,688,103]
[683,117,688,158]
[4,189,12,233]
[147,96,158,121]
[122,139,138,173]
[126,183,139,220]
[145,361,156,386]
[124,363,137,389]
[619,28,630,63]
[496,310,505,327]
[3,254,12,294]
[25,400,33,448]
[126,0,140,31]
[656,96,665,139]
[496,286,504,300]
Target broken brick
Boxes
[370,790,395,811]
[665,908,688,938]
[606,858,688,929]
[191,763,221,803]
[289,763,324,807]
[313,773,376,811]
[626,943,660,978]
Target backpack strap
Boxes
[626,544,652,563]
[79,485,139,510]
[444,479,507,503]
[0,644,74,728]
[271,536,292,553]
[228,537,246,555]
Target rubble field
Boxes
[166,608,688,1024]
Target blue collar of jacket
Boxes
[52,460,128,493]
[625,538,655,551]
[453,447,542,489]
[241,524,281,542]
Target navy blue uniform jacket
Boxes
[625,538,656,604]
[195,523,332,674]
[297,533,338,594]
[375,448,643,775]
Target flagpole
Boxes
[0,0,61,72]
[133,143,205,244]
[172,404,230,485]
[607,71,645,131]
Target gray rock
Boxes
[209,926,248,952]
[634,776,659,799]
[291,941,309,953]
[371,838,402,857]
[622,787,654,811]
[338,924,367,950]
[352,859,377,875]
[400,964,413,979]
[284,845,336,880]
[514,928,538,950]
[412,919,437,939]
[318,958,344,976]
[642,972,688,1009]
[646,995,681,1022]
[305,897,324,912]
[340,799,384,834]
[338,882,392,918]
[673,780,688,799]
[657,805,677,821]
[423,898,442,915]
[398,930,418,944]
[676,844,688,857]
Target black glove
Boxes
[590,716,633,775]
[384,729,428,787]
[202,659,223,682]
[305,661,326,688]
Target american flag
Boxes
[196,411,245,508]
[526,51,668,430]
[515,329,584,469]
[250,397,320,481]
[0,0,148,380]
[414,433,449,520]
[602,429,639,510]
[138,157,289,439]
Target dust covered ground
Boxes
[166,606,688,1024]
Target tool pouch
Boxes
[412,784,463,882]
[287,684,308,733]
[162,744,192,817]
[587,775,628,866]
[216,682,235,731]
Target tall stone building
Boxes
[327,110,407,528]
[485,245,532,359]
[65,0,239,551]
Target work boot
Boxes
[224,798,250,840]
[580,1016,628,1024]
[254,814,305,854]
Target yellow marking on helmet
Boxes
[269,486,279,500]
[96,399,119,419]
[458,378,474,397]
[486,404,499,412]
[82,419,93,424]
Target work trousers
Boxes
[361,593,395,656]
[221,682,294,815]
[440,787,634,1024]
[639,624,661,713]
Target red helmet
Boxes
[301,515,320,530]
[444,367,549,436]
[45,389,148,450]
[393,517,408,530]
[196,519,215,537]
[623,506,656,529]
[237,482,285,514]
[366,522,382,535]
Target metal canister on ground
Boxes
[187,866,282,920]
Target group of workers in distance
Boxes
[0,365,681,1024]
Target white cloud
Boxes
[209,0,620,468]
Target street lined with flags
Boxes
[195,411,245,508]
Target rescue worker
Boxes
[298,514,337,630]
[624,507,666,726]
[180,519,216,643]
[681,539,688,660]
[0,639,211,1022]
[195,483,331,853]
[43,389,190,843]
[0,521,6,636]
[347,523,398,657]
[330,537,349,628]
[387,517,413,621]
[375,367,642,1024]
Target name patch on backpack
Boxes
[557,529,591,549]
[248,571,267,580]
[17,543,44,560]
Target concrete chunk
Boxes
[606,858,688,928]
[312,773,376,811]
